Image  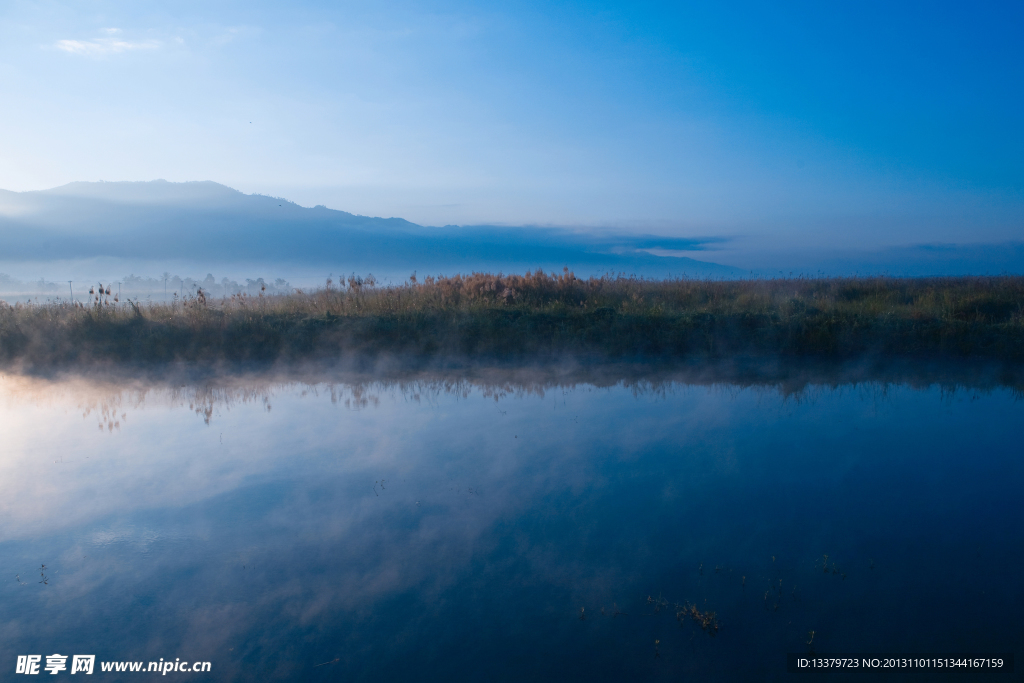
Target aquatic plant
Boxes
[676,601,719,636]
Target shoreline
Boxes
[4,354,1024,396]
[2,273,1022,370]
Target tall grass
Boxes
[2,270,1023,367]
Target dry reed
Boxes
[1,270,1022,367]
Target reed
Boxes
[1,271,1022,367]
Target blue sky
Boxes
[1,0,1021,253]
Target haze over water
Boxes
[1,370,1020,680]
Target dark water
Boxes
[1,370,1021,681]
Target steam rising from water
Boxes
[2,362,1022,680]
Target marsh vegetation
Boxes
[1,271,1022,367]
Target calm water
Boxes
[1,370,1021,681]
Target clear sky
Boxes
[1,0,1021,250]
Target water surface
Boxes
[1,370,1021,680]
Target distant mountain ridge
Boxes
[0,180,742,278]
[0,180,421,232]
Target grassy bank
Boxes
[2,271,1023,367]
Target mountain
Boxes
[0,180,743,278]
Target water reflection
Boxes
[1,365,1022,681]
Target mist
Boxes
[2,181,1021,294]
[0,181,744,292]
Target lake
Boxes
[1,366,1021,680]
